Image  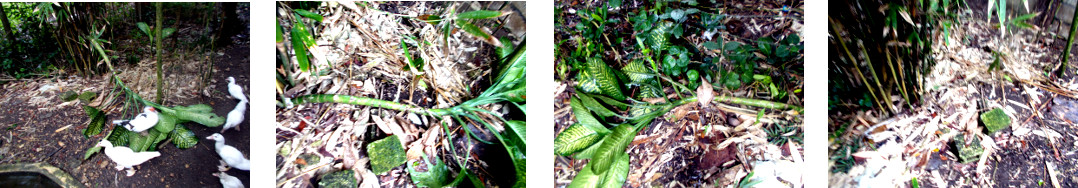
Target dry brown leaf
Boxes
[698,79,714,107]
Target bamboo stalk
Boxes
[1060,3,1078,76]
[830,18,883,110]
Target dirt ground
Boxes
[829,1,1078,187]
[274,1,525,187]
[0,4,250,187]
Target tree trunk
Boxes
[217,2,239,47]
[0,4,16,47]
[155,2,164,103]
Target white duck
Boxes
[214,171,245,188]
[227,77,248,102]
[207,133,250,171]
[222,100,247,133]
[112,106,159,133]
[97,140,161,176]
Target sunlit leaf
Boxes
[457,10,509,19]
[455,21,502,47]
[590,124,636,174]
[295,9,323,23]
[554,123,603,156]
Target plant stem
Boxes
[1061,6,1078,77]
[285,94,452,116]
[155,2,164,104]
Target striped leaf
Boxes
[583,57,625,100]
[577,93,617,118]
[600,153,631,188]
[569,97,609,133]
[170,124,198,149]
[568,161,603,188]
[590,124,636,174]
[554,123,603,156]
[621,59,652,84]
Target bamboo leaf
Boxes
[295,9,323,23]
[276,22,284,43]
[291,22,311,72]
[454,21,502,47]
[457,10,509,19]
[554,123,604,156]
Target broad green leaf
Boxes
[703,41,721,50]
[170,124,198,149]
[153,113,177,133]
[577,93,617,118]
[291,22,311,72]
[457,10,509,19]
[590,124,636,174]
[572,135,605,159]
[82,105,105,138]
[127,129,164,152]
[568,162,604,188]
[161,28,176,39]
[369,135,407,174]
[505,120,527,149]
[137,22,151,37]
[172,104,214,114]
[621,59,652,84]
[107,126,131,146]
[583,57,625,100]
[160,104,226,127]
[600,154,631,188]
[569,97,608,133]
[407,154,449,187]
[554,123,604,156]
[83,146,101,160]
[295,9,324,23]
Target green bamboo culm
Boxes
[1061,7,1078,76]
[286,94,453,116]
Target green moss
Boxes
[59,91,78,102]
[368,135,407,174]
[952,134,983,163]
[981,108,1011,134]
[318,170,357,188]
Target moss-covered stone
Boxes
[318,170,357,188]
[368,135,406,174]
[952,134,983,163]
[77,91,97,103]
[59,91,78,102]
[981,108,1011,134]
